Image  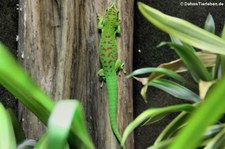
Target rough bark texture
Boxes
[71,0,134,148]
[18,0,134,148]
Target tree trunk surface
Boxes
[18,0,133,148]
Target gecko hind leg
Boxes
[115,59,126,74]
[116,23,121,34]
[98,69,106,87]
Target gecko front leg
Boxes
[97,15,104,30]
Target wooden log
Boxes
[18,0,134,148]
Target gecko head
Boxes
[105,2,119,28]
[106,2,119,15]
[104,2,120,30]
[108,2,118,11]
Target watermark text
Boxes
[180,2,224,7]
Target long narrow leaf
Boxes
[149,52,216,80]
[155,112,189,143]
[204,14,215,34]
[34,133,68,149]
[7,109,26,144]
[17,139,37,149]
[34,133,48,149]
[150,79,200,102]
[170,36,196,52]
[205,126,225,149]
[137,2,225,55]
[0,43,54,124]
[0,103,16,149]
[69,101,95,149]
[148,139,172,149]
[121,104,194,147]
[220,25,225,76]
[127,67,186,83]
[47,100,79,149]
[159,43,211,82]
[169,76,225,149]
[0,44,94,148]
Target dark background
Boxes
[1,0,225,148]
[0,0,18,109]
[133,0,225,148]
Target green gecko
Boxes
[97,2,125,145]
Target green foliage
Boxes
[158,42,211,82]
[122,2,225,149]
[0,44,94,149]
[169,77,225,149]
[149,79,200,102]
[137,2,225,55]
[121,104,194,147]
[0,103,16,149]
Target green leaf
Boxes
[211,55,220,79]
[204,13,215,34]
[161,43,211,82]
[170,36,196,52]
[69,101,95,149]
[220,25,225,76]
[0,43,54,124]
[155,112,189,143]
[128,67,196,102]
[34,133,48,149]
[169,76,225,149]
[47,100,79,149]
[34,133,69,149]
[0,103,16,149]
[121,104,194,147]
[142,113,168,126]
[150,79,200,102]
[0,44,94,148]
[137,2,225,55]
[149,52,216,78]
[148,139,172,149]
[7,109,26,144]
[204,124,225,140]
[205,126,225,149]
[17,139,37,149]
[127,67,186,83]
[170,36,183,45]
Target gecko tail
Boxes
[106,75,122,144]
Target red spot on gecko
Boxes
[103,48,107,52]
[108,60,112,64]
[104,60,107,64]
[103,41,107,44]
[107,52,113,57]
[108,41,112,44]
[107,47,112,50]
[105,35,110,38]
[101,54,105,56]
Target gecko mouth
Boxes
[108,2,119,12]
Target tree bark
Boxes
[18,0,133,148]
